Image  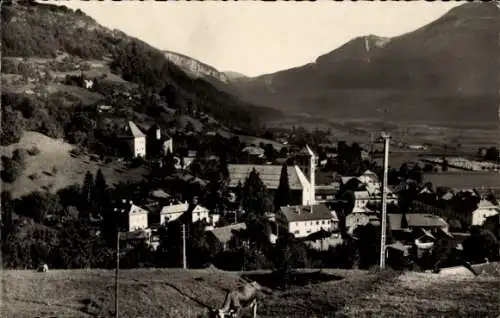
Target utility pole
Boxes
[115,230,120,318]
[182,224,187,269]
[379,131,390,269]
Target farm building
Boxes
[159,201,210,225]
[122,121,146,158]
[120,202,149,232]
[388,213,448,235]
[471,200,500,226]
[228,164,311,206]
[205,222,247,251]
[276,204,338,238]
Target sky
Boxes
[58,1,461,77]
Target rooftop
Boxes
[126,121,146,138]
[160,202,189,215]
[228,164,303,190]
[128,204,148,215]
[208,223,247,244]
[388,213,448,231]
[280,204,333,222]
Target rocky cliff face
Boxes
[163,50,230,84]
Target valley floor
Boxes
[2,265,499,318]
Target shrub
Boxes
[1,150,27,183]
[27,146,40,156]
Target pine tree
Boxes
[274,163,291,212]
[163,149,176,176]
[242,168,272,216]
[219,153,230,182]
[93,169,109,217]
[81,171,94,212]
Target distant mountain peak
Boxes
[444,1,500,18]
[228,2,500,127]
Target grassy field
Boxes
[2,265,499,318]
[0,131,148,198]
[423,171,500,189]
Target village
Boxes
[2,2,500,317]
[110,119,500,271]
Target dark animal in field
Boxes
[213,281,272,318]
[38,264,49,272]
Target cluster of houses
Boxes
[115,121,500,257]
[120,121,174,159]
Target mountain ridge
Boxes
[228,2,500,127]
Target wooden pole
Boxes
[115,230,120,318]
[182,224,187,269]
[380,133,390,269]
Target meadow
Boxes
[2,265,499,318]
[0,131,148,198]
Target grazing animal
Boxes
[38,264,49,272]
[214,281,270,318]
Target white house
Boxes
[126,204,149,232]
[162,138,174,155]
[84,79,94,89]
[160,201,210,224]
[472,200,500,226]
[276,204,338,238]
[124,121,146,158]
[192,204,210,223]
[353,191,371,212]
[160,201,189,224]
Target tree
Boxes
[1,106,24,146]
[463,227,499,263]
[242,169,272,216]
[409,164,423,184]
[485,147,500,162]
[80,171,94,216]
[274,163,291,212]
[1,191,14,238]
[17,191,63,222]
[93,169,110,218]
[163,149,176,176]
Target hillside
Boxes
[230,2,500,127]
[2,267,499,318]
[0,1,279,146]
[0,132,148,198]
